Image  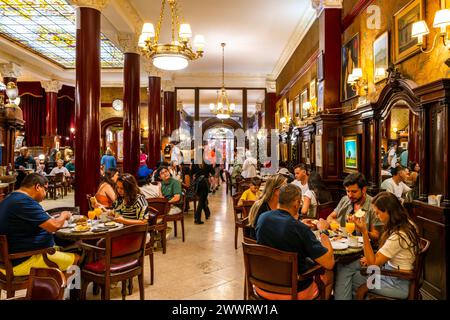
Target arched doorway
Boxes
[101,117,124,162]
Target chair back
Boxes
[316,201,336,220]
[54,172,64,183]
[103,225,148,276]
[26,267,66,300]
[241,200,255,219]
[409,238,431,300]
[146,197,169,216]
[46,206,80,217]
[0,235,13,281]
[242,242,298,300]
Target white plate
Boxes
[331,241,349,250]
[349,242,363,249]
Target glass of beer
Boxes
[330,221,340,231]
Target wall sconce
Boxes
[412,8,450,53]
[347,68,368,95]
[393,127,398,133]
[70,127,75,134]
[280,116,287,124]
[5,82,20,107]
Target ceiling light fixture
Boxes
[138,0,205,71]
[209,43,235,120]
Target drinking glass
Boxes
[345,222,355,235]
[330,221,340,231]
[88,210,96,221]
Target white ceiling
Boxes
[0,0,317,87]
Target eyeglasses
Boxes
[38,184,48,192]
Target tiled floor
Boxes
[40,184,245,300]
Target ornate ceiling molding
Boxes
[271,7,316,79]
[0,62,22,79]
[117,32,140,54]
[311,0,343,16]
[41,80,63,93]
[69,0,110,11]
[265,80,276,93]
[113,0,144,34]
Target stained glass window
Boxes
[0,0,123,68]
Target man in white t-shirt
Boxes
[387,142,398,169]
[291,164,309,196]
[380,166,411,202]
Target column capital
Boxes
[143,59,164,78]
[0,62,22,79]
[41,80,63,93]
[117,32,140,54]
[162,80,175,92]
[69,0,110,11]
[265,79,276,93]
[311,0,343,16]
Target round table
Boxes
[56,222,124,241]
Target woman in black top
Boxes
[192,164,211,224]
[246,174,287,239]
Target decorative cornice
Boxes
[311,0,343,16]
[0,62,22,79]
[69,0,110,11]
[272,7,317,79]
[113,0,144,34]
[41,80,63,93]
[265,80,276,93]
[117,32,140,54]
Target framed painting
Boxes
[343,135,359,173]
[394,0,424,63]
[310,79,316,100]
[295,95,300,120]
[373,31,389,83]
[301,89,309,119]
[288,100,294,121]
[317,51,324,81]
[341,34,359,101]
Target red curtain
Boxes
[57,96,75,138]
[20,95,46,146]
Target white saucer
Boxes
[331,241,349,250]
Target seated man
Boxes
[0,173,78,276]
[50,159,71,178]
[380,166,411,202]
[158,166,182,215]
[238,177,262,206]
[326,173,382,300]
[256,184,335,299]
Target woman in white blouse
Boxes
[337,191,420,299]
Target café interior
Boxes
[0,0,449,301]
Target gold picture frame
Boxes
[373,31,389,83]
[394,0,425,64]
[343,135,359,173]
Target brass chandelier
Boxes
[138,0,205,71]
[210,43,235,120]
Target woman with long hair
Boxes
[246,174,287,239]
[112,173,148,225]
[335,192,420,299]
[95,168,119,207]
[301,171,332,217]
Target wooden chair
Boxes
[24,267,67,300]
[316,201,337,220]
[182,184,198,213]
[80,224,148,300]
[145,207,158,285]
[356,238,431,300]
[146,197,169,254]
[242,242,325,300]
[48,173,65,200]
[0,235,59,299]
[224,170,233,195]
[165,193,186,242]
[232,192,250,250]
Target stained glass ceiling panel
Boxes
[0,0,123,69]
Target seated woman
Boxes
[334,192,420,300]
[238,177,262,207]
[94,168,119,208]
[246,174,287,239]
[112,173,148,225]
[300,172,332,218]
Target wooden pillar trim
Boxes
[148,76,161,169]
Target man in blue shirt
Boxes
[0,173,77,276]
[256,184,335,299]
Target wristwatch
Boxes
[319,229,330,236]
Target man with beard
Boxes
[326,173,382,300]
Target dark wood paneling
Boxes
[341,0,375,31]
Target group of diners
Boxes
[239,167,420,300]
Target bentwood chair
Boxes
[356,238,431,300]
[316,201,337,220]
[80,225,148,300]
[146,197,169,254]
[25,267,67,300]
[0,235,59,299]
[242,243,326,300]
[165,193,186,242]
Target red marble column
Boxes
[148,76,161,169]
[164,91,176,136]
[75,6,101,214]
[122,52,141,176]
[318,8,342,111]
